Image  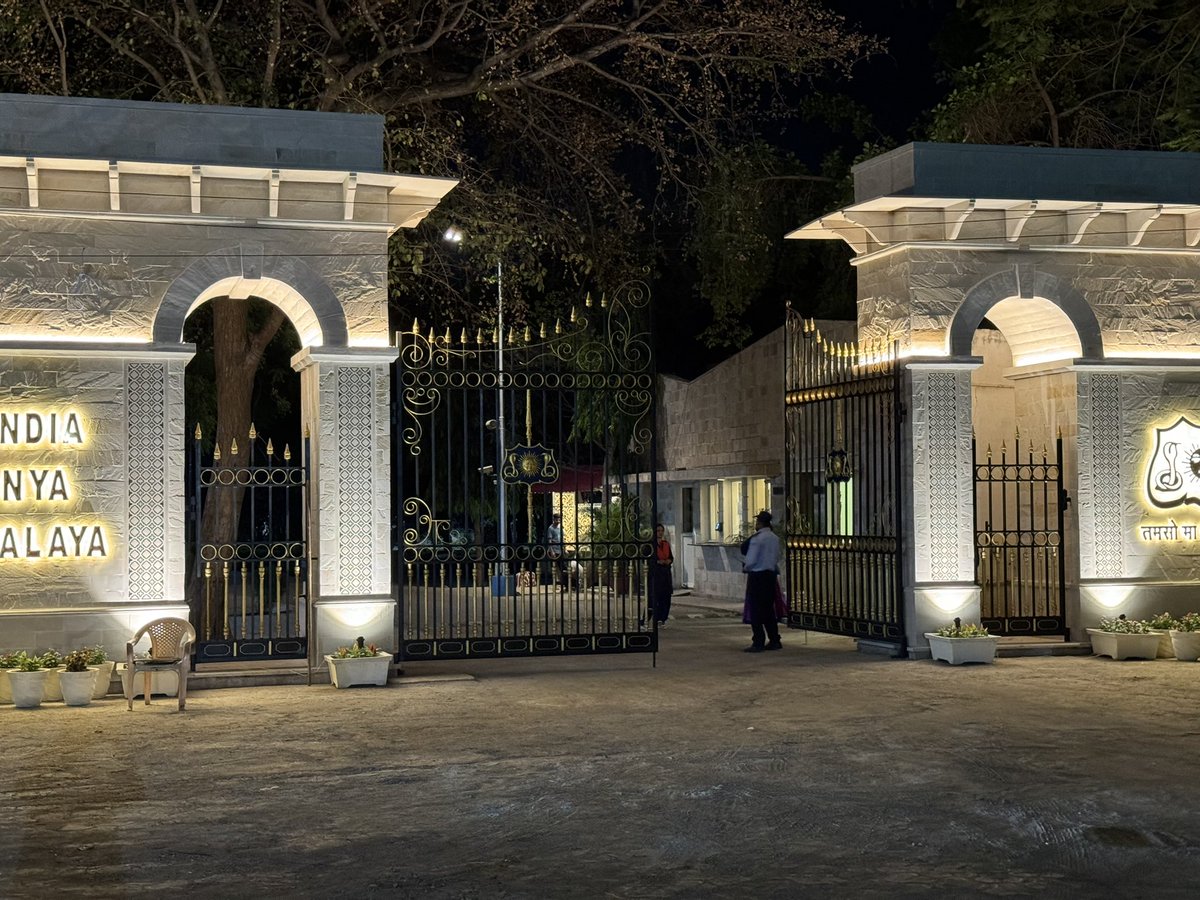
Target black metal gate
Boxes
[394,283,657,660]
[783,311,905,646]
[973,433,1068,636]
[186,426,310,663]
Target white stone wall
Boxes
[858,246,1200,357]
[0,213,390,346]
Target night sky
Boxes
[656,0,963,379]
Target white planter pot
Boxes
[0,670,9,705]
[1169,630,1200,662]
[42,666,65,702]
[925,634,1000,665]
[7,669,48,708]
[59,668,99,707]
[1149,630,1175,659]
[325,652,392,688]
[90,659,116,699]
[1087,629,1163,660]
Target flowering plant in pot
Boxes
[1087,615,1162,661]
[0,651,19,704]
[325,636,392,688]
[7,651,49,708]
[1168,612,1200,662]
[58,649,99,707]
[86,646,114,699]
[925,618,999,665]
[1144,611,1179,659]
[39,648,66,702]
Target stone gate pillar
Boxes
[906,362,981,650]
[292,348,398,657]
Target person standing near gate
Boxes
[649,522,674,626]
[742,511,782,652]
[546,513,565,591]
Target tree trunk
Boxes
[190,298,286,639]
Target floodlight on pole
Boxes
[444,226,508,595]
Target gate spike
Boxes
[283,444,291,461]
[507,326,515,344]
[523,325,531,343]
[491,327,498,345]
[460,328,468,345]
[987,443,992,461]
[540,322,546,339]
[570,306,577,323]
[1043,443,1048,462]
[599,293,607,308]
[249,422,257,441]
[476,328,483,345]
[427,326,436,344]
[444,326,452,344]
[1015,424,1020,441]
[304,424,310,439]
[266,438,274,457]
[214,443,222,461]
[555,318,562,335]
[230,437,239,456]
[411,318,419,335]
[585,292,593,308]
[194,423,202,441]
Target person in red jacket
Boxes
[649,522,674,626]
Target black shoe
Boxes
[765,642,782,651]
[743,645,765,653]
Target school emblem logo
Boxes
[1146,416,1200,509]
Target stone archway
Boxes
[153,250,349,347]
[947,266,1104,361]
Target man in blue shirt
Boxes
[742,510,782,652]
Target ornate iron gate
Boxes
[186,427,310,663]
[783,311,905,646]
[973,433,1068,636]
[394,283,657,660]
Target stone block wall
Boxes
[658,328,785,475]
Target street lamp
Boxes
[445,228,509,595]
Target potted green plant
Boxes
[87,646,114,699]
[59,649,99,707]
[1168,612,1200,662]
[39,648,65,702]
[325,637,392,688]
[1144,611,1178,658]
[7,652,49,708]
[925,618,1000,665]
[1086,615,1162,660]
[0,651,18,704]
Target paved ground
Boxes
[3,597,1200,899]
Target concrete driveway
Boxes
[3,599,1198,898]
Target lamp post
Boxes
[445,228,508,594]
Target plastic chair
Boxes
[124,617,195,711]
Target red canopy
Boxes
[530,464,606,494]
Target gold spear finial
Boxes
[600,293,607,308]
[412,318,419,334]
[540,322,547,339]
[266,438,274,457]
[249,422,257,441]
[555,318,562,334]
[444,326,452,344]
[460,328,468,345]
[570,306,577,323]
[523,325,531,343]
[214,443,222,461]
[194,423,202,440]
[230,438,239,456]
[283,444,291,461]
[476,328,483,345]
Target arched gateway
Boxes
[789,142,1200,655]
[0,94,455,661]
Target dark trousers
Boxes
[649,564,673,623]
[746,570,781,647]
